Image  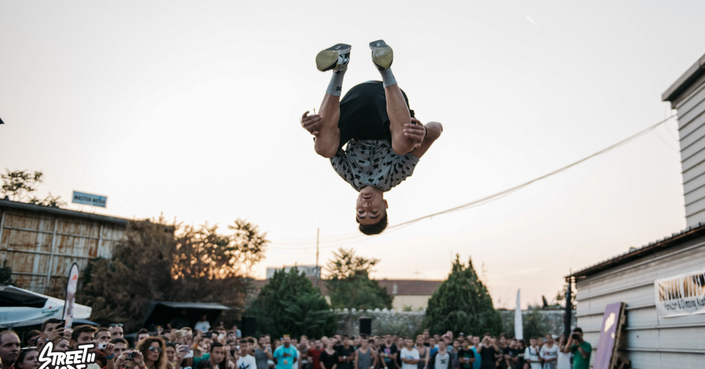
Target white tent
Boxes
[0,285,92,328]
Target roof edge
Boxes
[0,198,132,226]
[662,53,705,103]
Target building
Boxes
[0,198,128,295]
[566,52,705,367]
[266,265,321,279]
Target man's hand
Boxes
[48,327,65,343]
[403,118,426,148]
[105,343,115,357]
[301,111,322,136]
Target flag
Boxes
[515,289,523,340]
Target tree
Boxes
[245,267,335,338]
[424,255,502,336]
[325,248,393,310]
[77,218,268,331]
[1,169,66,207]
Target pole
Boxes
[316,228,320,287]
[564,276,573,339]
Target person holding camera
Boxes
[561,329,590,369]
[476,335,499,369]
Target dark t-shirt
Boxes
[337,345,355,369]
[457,349,475,369]
[479,346,497,369]
[320,350,339,369]
[379,344,399,369]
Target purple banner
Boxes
[593,302,624,369]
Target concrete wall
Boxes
[575,236,705,368]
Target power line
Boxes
[269,115,677,250]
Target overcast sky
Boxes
[2,1,704,308]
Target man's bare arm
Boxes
[408,121,442,159]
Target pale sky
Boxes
[2,1,704,309]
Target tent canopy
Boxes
[0,285,91,328]
[0,285,47,308]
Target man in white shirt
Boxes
[400,338,420,369]
[540,336,558,369]
[523,337,541,369]
[194,315,211,333]
[237,338,258,369]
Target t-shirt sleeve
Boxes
[524,348,530,359]
[387,153,420,190]
[330,149,356,188]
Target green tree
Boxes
[245,267,335,338]
[325,248,393,310]
[425,255,502,336]
[1,169,66,207]
[78,218,268,331]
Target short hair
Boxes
[0,330,19,345]
[71,325,98,342]
[360,334,368,340]
[138,328,149,334]
[357,213,388,235]
[110,338,128,345]
[41,318,60,333]
[97,327,109,333]
[573,327,583,333]
[239,339,248,344]
[211,341,224,352]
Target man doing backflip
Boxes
[301,40,443,235]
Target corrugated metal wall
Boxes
[575,237,705,368]
[677,78,705,227]
[0,205,126,295]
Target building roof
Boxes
[250,277,442,296]
[0,197,131,226]
[567,223,705,279]
[662,52,705,107]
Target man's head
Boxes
[356,187,388,235]
[0,331,20,367]
[110,338,128,356]
[437,339,446,351]
[109,324,124,339]
[283,335,291,347]
[41,319,62,338]
[545,335,554,346]
[210,342,225,365]
[96,328,111,343]
[405,338,413,349]
[137,328,149,343]
[239,339,249,356]
[529,337,537,347]
[572,328,583,342]
[71,325,97,348]
[341,335,349,346]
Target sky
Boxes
[2,0,705,309]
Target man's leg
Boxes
[314,44,351,158]
[369,40,414,155]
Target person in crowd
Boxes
[298,336,310,369]
[427,338,450,369]
[476,335,499,369]
[55,337,71,352]
[195,316,211,333]
[562,329,589,369]
[307,339,323,369]
[399,338,419,369]
[274,336,298,369]
[428,339,437,357]
[237,338,257,369]
[378,334,398,369]
[354,335,377,369]
[97,328,111,345]
[165,342,187,369]
[231,325,242,339]
[319,341,338,369]
[255,336,274,369]
[24,330,40,347]
[539,336,557,369]
[414,336,429,369]
[109,324,124,339]
[137,329,150,343]
[168,311,190,331]
[14,347,40,369]
[501,339,518,369]
[0,331,20,369]
[134,336,173,369]
[457,338,475,369]
[110,338,129,357]
[422,331,430,347]
[467,338,479,369]
[336,336,354,369]
[39,319,62,343]
[449,340,460,369]
[554,336,570,369]
[523,338,541,369]
[70,325,98,349]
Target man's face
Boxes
[0,333,20,365]
[530,338,537,346]
[227,333,236,342]
[109,326,124,338]
[114,343,128,356]
[546,336,554,345]
[438,341,446,351]
[283,337,291,347]
[259,337,266,347]
[405,339,413,349]
[509,340,516,349]
[356,188,387,225]
[97,331,111,343]
[43,323,60,337]
[240,342,249,356]
[76,332,95,345]
[138,334,149,342]
[472,337,479,346]
[342,337,348,346]
[499,337,506,346]
[211,347,225,364]
[385,335,392,344]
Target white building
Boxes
[265,265,321,279]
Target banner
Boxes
[655,268,705,318]
[515,289,523,340]
[63,264,80,328]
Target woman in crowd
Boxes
[319,340,339,369]
[13,348,40,369]
[135,337,174,369]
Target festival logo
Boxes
[38,342,96,369]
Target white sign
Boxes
[72,191,107,208]
[63,264,79,328]
[654,268,705,318]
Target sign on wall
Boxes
[655,268,705,318]
[72,191,107,208]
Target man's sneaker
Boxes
[369,39,393,70]
[316,43,351,72]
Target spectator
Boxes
[109,324,124,339]
[539,336,557,369]
[468,338,480,369]
[428,339,451,369]
[40,318,62,342]
[449,340,461,369]
[274,336,298,369]
[135,336,173,369]
[502,340,519,369]
[97,328,112,344]
[457,339,475,369]
[195,315,211,333]
[523,338,541,369]
[25,330,41,347]
[476,335,499,369]
[137,329,150,343]
[14,347,40,369]
[255,335,274,369]
[319,341,338,369]
[336,335,354,369]
[231,325,242,339]
[428,339,438,357]
[307,339,323,369]
[414,335,429,369]
[0,331,20,369]
[112,338,129,357]
[379,334,399,369]
[71,325,98,349]
[55,337,70,352]
[237,339,257,369]
[422,331,430,347]
[562,329,590,369]
[554,336,570,369]
[400,338,420,369]
[169,310,190,331]
[353,336,376,369]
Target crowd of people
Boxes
[0,318,591,369]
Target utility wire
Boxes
[269,115,677,250]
